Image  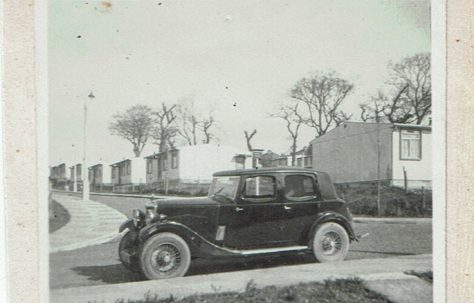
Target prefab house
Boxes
[144,144,251,193]
[88,163,112,189]
[310,122,431,189]
[67,163,83,191]
[110,157,147,192]
[50,163,67,190]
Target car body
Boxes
[118,168,357,280]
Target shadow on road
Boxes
[70,249,414,285]
[72,264,145,284]
[349,250,416,256]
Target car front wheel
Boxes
[311,222,349,263]
[139,232,191,280]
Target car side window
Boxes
[243,176,275,199]
[284,175,318,200]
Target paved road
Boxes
[50,219,432,289]
[51,254,432,303]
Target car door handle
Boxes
[284,205,292,211]
[235,207,244,212]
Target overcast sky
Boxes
[49,0,430,166]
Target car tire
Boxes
[118,231,141,272]
[139,232,191,280]
[311,222,349,263]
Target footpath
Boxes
[50,254,432,303]
[50,193,127,253]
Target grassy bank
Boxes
[336,183,432,217]
[49,199,71,233]
[406,271,433,284]
[114,278,389,303]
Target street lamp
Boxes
[82,91,95,200]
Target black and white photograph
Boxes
[47,1,435,302]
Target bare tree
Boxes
[176,99,216,145]
[272,103,304,166]
[109,104,155,157]
[152,103,178,152]
[361,53,431,124]
[201,114,215,144]
[244,129,257,151]
[360,84,410,123]
[391,53,431,124]
[290,71,353,136]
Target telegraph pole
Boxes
[376,108,382,216]
[82,92,94,200]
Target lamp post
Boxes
[82,91,95,200]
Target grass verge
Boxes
[113,278,389,303]
[49,199,71,233]
[405,271,433,283]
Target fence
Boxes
[52,179,210,196]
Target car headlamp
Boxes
[145,204,159,225]
[132,209,145,227]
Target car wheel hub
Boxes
[321,232,342,256]
[150,244,181,273]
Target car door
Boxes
[280,173,321,244]
[222,175,285,249]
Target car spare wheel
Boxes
[139,232,191,280]
[311,222,349,263]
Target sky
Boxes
[49,0,430,166]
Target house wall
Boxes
[130,157,146,184]
[311,123,393,183]
[89,164,112,185]
[146,158,158,184]
[75,164,82,181]
[391,129,432,188]
[111,166,119,185]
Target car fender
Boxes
[119,219,137,233]
[307,212,356,243]
[138,221,239,258]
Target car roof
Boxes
[213,167,324,176]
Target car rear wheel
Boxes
[139,232,191,280]
[311,222,349,263]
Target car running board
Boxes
[229,245,309,256]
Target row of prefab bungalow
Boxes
[50,122,433,194]
[49,144,312,194]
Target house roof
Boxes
[88,163,103,169]
[392,123,432,131]
[109,159,131,166]
[309,121,431,145]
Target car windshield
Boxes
[208,176,240,200]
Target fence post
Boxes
[421,186,426,210]
[403,167,408,193]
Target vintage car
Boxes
[118,168,358,280]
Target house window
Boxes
[127,162,131,174]
[304,157,312,167]
[121,165,126,176]
[162,156,168,171]
[297,158,303,167]
[400,130,421,160]
[171,153,178,169]
[147,159,152,173]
